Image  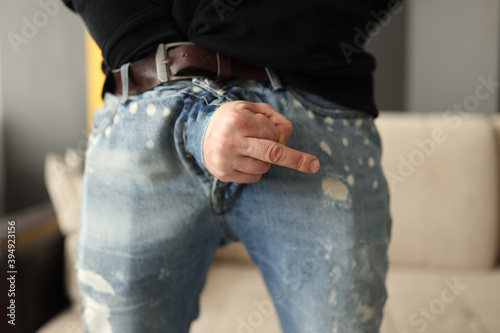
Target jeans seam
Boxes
[210,179,238,241]
[288,89,371,119]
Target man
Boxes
[64,0,394,332]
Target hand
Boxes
[203,101,320,183]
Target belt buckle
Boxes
[155,42,198,82]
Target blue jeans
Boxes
[77,73,391,333]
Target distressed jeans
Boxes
[77,73,392,333]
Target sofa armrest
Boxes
[0,202,69,333]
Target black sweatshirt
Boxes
[63,0,400,117]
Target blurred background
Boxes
[0,0,498,214]
[0,1,499,333]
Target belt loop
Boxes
[265,67,283,91]
[216,52,232,79]
[215,53,221,78]
[120,63,131,103]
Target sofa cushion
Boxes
[191,262,281,333]
[45,150,85,310]
[64,233,82,310]
[44,150,84,236]
[381,265,500,333]
[376,113,499,269]
[214,242,254,264]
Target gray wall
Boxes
[368,0,499,114]
[406,0,499,114]
[1,0,86,213]
[365,1,408,111]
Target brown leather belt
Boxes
[112,42,272,95]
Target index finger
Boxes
[243,137,320,173]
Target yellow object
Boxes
[85,30,105,129]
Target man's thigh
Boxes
[225,86,391,333]
[77,82,223,333]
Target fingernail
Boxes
[278,133,285,144]
[309,159,320,173]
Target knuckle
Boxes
[266,144,285,164]
[253,113,268,127]
[233,101,251,109]
[219,109,243,129]
[231,112,248,129]
[294,155,308,171]
[219,137,238,151]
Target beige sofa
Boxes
[39,112,500,333]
